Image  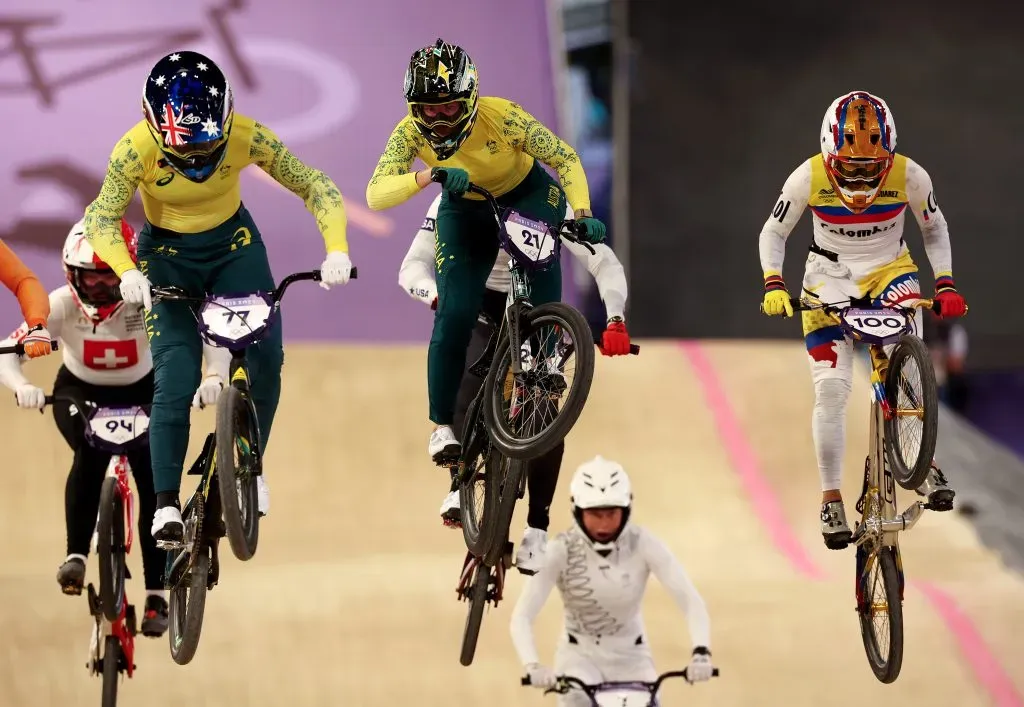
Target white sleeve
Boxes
[0,288,68,390]
[758,160,811,277]
[201,342,232,380]
[398,194,441,307]
[639,528,711,650]
[905,158,953,278]
[509,537,565,667]
[564,240,627,319]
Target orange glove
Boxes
[600,317,632,356]
[18,324,53,358]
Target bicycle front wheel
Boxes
[97,476,126,622]
[101,635,121,707]
[216,386,260,561]
[883,334,938,490]
[459,560,491,667]
[483,303,595,460]
[856,546,905,683]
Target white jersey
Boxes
[758,153,953,274]
[399,193,628,319]
[509,524,711,667]
[0,285,229,389]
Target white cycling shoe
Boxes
[152,506,184,548]
[515,527,548,575]
[257,475,270,516]
[429,426,461,464]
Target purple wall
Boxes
[0,0,560,342]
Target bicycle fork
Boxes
[853,349,926,549]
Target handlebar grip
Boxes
[931,299,942,315]
[350,266,358,279]
[521,676,531,686]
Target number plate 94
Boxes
[839,307,911,345]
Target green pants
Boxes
[430,162,566,425]
[137,205,283,496]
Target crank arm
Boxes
[879,501,925,534]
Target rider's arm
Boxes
[365,119,427,211]
[639,527,712,651]
[0,239,50,328]
[501,100,593,214]
[398,216,439,307]
[250,122,349,254]
[562,239,627,319]
[758,160,811,279]
[905,158,953,278]
[83,132,147,277]
[509,537,566,666]
[0,289,67,388]
[201,342,232,382]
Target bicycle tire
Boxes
[168,551,210,666]
[883,334,938,490]
[97,476,126,622]
[483,302,595,460]
[459,561,491,667]
[857,546,904,683]
[216,386,260,561]
[459,393,501,558]
[483,455,526,568]
[101,635,120,707]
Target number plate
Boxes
[199,293,274,345]
[841,307,908,340]
[88,406,150,446]
[593,689,649,706]
[502,209,557,267]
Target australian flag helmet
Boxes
[142,51,234,183]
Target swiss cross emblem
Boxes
[83,340,139,370]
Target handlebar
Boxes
[432,171,597,255]
[43,392,96,412]
[521,667,720,694]
[0,340,60,356]
[151,268,357,305]
[788,296,939,315]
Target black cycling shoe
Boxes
[57,557,86,595]
[141,595,169,638]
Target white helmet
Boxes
[62,218,136,318]
[570,455,633,553]
[819,90,897,213]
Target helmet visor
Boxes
[74,269,122,306]
[411,99,471,138]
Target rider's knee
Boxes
[152,343,202,409]
[814,376,852,408]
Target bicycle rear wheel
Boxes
[101,635,120,707]
[459,560,491,667]
[856,545,904,683]
[483,302,595,460]
[97,476,126,622]
[168,551,210,665]
[883,334,938,490]
[458,393,501,553]
[216,386,260,561]
[484,456,526,568]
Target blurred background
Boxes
[1,1,1022,705]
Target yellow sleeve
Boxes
[365,118,425,211]
[502,100,591,212]
[83,131,146,277]
[249,121,348,253]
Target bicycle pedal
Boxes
[156,539,185,551]
[61,583,83,596]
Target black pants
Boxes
[52,366,163,590]
[452,289,563,532]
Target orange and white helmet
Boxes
[62,219,137,317]
[819,91,897,212]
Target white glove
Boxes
[119,269,153,311]
[319,251,353,289]
[525,663,556,689]
[192,374,224,409]
[14,384,45,410]
[686,649,714,683]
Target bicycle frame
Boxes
[795,297,934,550]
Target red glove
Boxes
[600,317,631,356]
[933,276,967,318]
